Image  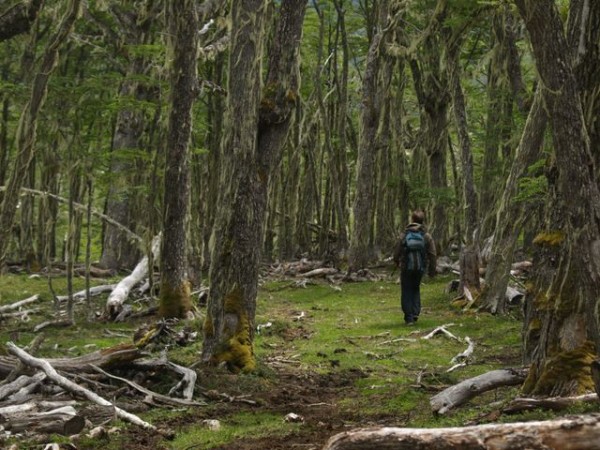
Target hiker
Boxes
[393,210,437,325]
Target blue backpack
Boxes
[404,230,426,273]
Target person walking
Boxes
[393,210,437,325]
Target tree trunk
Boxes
[0,0,44,42]
[409,4,451,252]
[568,0,600,174]
[348,2,389,270]
[158,0,198,319]
[480,88,546,314]
[0,0,80,273]
[516,0,600,397]
[202,0,305,372]
[447,33,480,296]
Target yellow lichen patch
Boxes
[533,231,564,246]
[212,286,257,373]
[527,318,542,333]
[204,315,214,339]
[159,280,192,319]
[526,341,596,396]
[533,290,552,310]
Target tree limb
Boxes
[6,342,156,430]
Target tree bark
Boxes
[516,0,600,397]
[480,88,546,314]
[447,32,480,296]
[202,0,306,372]
[0,0,80,273]
[348,2,389,270]
[158,0,199,319]
[0,0,44,42]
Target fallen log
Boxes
[0,295,41,313]
[2,405,85,435]
[430,368,527,415]
[0,343,142,378]
[0,400,77,416]
[7,342,156,430]
[55,284,116,303]
[0,309,38,321]
[322,414,600,450]
[106,234,161,318]
[0,373,46,401]
[5,372,47,403]
[301,267,339,278]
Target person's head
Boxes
[411,210,425,224]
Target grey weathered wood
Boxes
[323,415,600,450]
[7,342,155,430]
[430,368,527,414]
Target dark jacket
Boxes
[393,223,437,277]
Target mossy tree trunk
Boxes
[348,1,389,271]
[202,0,306,372]
[0,0,80,273]
[480,88,546,315]
[568,0,600,175]
[480,7,523,239]
[158,0,198,318]
[516,0,600,397]
[101,71,146,270]
[447,32,480,296]
[409,2,450,253]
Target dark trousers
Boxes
[401,270,423,323]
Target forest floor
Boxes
[1,269,598,449]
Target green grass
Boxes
[1,272,594,449]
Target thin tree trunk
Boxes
[349,2,388,270]
[0,0,80,273]
[447,34,480,295]
[481,88,546,314]
[158,0,199,318]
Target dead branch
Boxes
[9,186,142,243]
[55,284,116,303]
[449,337,475,366]
[0,343,142,378]
[430,368,528,415]
[323,414,600,450]
[33,319,73,332]
[422,324,460,341]
[106,234,161,318]
[0,400,77,416]
[6,342,156,430]
[301,267,339,278]
[91,365,205,407]
[504,393,598,414]
[0,309,38,321]
[0,294,41,313]
[0,372,45,401]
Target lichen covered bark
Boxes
[158,280,191,319]
[202,0,305,372]
[516,0,600,397]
